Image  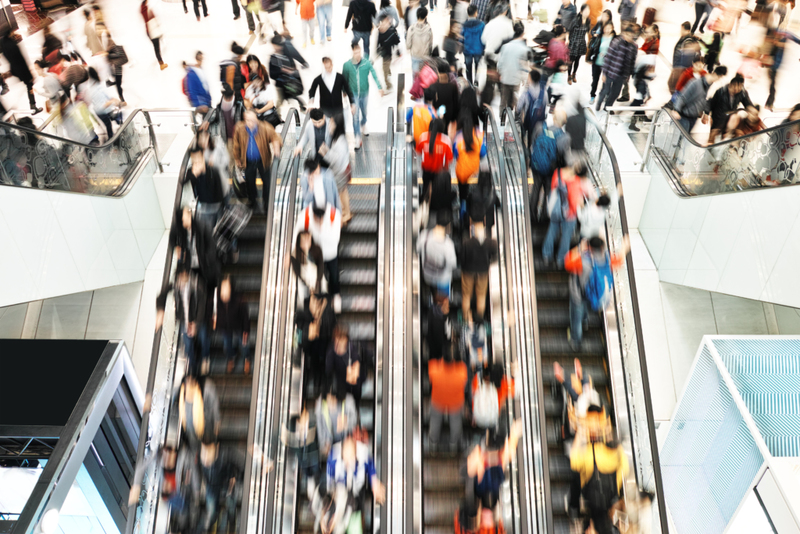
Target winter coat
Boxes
[462,18,486,56]
[407,20,434,58]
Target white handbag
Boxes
[147,16,163,39]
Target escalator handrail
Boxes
[125,108,298,534]
[242,107,302,534]
[498,107,549,534]
[584,110,670,534]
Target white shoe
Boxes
[362,124,368,136]
[333,294,342,313]
[355,136,362,149]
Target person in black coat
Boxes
[325,324,368,403]
[208,274,251,374]
[185,145,226,230]
[467,171,500,231]
[0,30,42,113]
[308,57,355,118]
[156,266,210,375]
[171,206,222,287]
[295,292,336,394]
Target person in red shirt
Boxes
[428,314,468,451]
[542,161,592,267]
[417,118,453,198]
[675,55,706,93]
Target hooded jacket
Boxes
[407,20,434,58]
[462,18,486,56]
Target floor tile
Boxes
[709,293,769,335]
[0,304,27,338]
[36,305,91,339]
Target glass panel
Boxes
[648,110,800,195]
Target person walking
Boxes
[670,66,726,134]
[296,0,316,47]
[342,42,383,149]
[568,4,591,84]
[462,5,485,86]
[308,57,355,117]
[210,275,252,374]
[186,145,226,230]
[232,109,283,211]
[461,221,497,323]
[428,321,468,451]
[555,0,577,33]
[481,4,514,99]
[345,0,377,58]
[497,21,529,110]
[618,0,638,23]
[587,13,614,104]
[321,113,353,223]
[376,14,401,90]
[317,0,333,42]
[84,10,103,56]
[594,24,638,112]
[105,33,128,106]
[191,0,209,21]
[667,22,698,93]
[184,51,212,114]
[0,30,42,114]
[406,7,433,74]
[141,0,168,70]
[542,161,586,268]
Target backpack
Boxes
[423,234,447,279]
[522,87,547,132]
[473,379,499,428]
[584,253,614,311]
[530,124,558,176]
[581,443,621,511]
[546,169,570,223]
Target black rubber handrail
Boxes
[586,110,670,534]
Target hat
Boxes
[312,185,326,216]
[231,42,245,55]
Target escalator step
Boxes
[536,282,570,300]
[235,247,265,265]
[549,454,574,482]
[339,267,378,286]
[336,315,376,341]
[423,492,462,526]
[339,235,378,259]
[340,286,377,313]
[423,458,463,490]
[343,213,378,234]
[538,330,606,356]
[536,301,603,328]
[348,195,380,215]
[218,410,250,440]
[214,379,252,407]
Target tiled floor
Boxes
[630,229,800,422]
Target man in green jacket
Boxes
[342,42,383,149]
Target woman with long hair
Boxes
[568,4,592,84]
[454,114,486,211]
[292,230,327,297]
[588,19,615,105]
[417,118,453,199]
[321,112,353,224]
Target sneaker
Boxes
[327,36,332,41]
[567,329,582,352]
[355,136,362,149]
[589,96,595,104]
[31,107,42,115]
[196,15,201,21]
[234,13,240,20]
[311,38,315,45]
[629,120,640,132]
[160,63,168,71]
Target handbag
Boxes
[146,16,163,39]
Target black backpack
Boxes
[581,443,621,511]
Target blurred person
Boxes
[568,4,592,84]
[428,321,468,451]
[177,373,220,452]
[293,186,343,303]
[466,421,523,504]
[703,32,723,71]
[308,57,356,118]
[297,291,336,392]
[40,23,63,63]
[300,156,342,215]
[377,0,401,27]
[764,30,800,111]
[515,69,547,157]
[170,206,222,285]
[529,110,569,221]
[587,13,614,104]
[57,94,97,144]
[316,381,358,456]
[269,33,308,111]
[199,438,245,533]
[407,87,436,150]
[428,170,458,227]
[0,30,42,113]
[431,64,459,125]
[282,403,321,488]
[345,0,377,58]
[628,26,659,131]
[461,221,497,323]
[481,4,514,97]
[618,0,638,23]
[197,131,230,201]
[542,161,587,267]
[564,235,630,350]
[321,113,351,222]
[232,109,283,211]
[569,410,628,534]
[84,10,103,56]
[295,108,330,158]
[291,229,327,296]
[105,33,128,105]
[544,25,570,76]
[562,86,588,154]
[183,52,212,114]
[497,21,528,110]
[326,434,387,528]
[577,194,611,239]
[245,55,269,87]
[80,67,120,139]
[675,54,706,93]
[34,59,63,112]
[692,0,712,34]
[417,210,458,296]
[586,0,603,25]
[248,75,281,127]
[726,104,765,137]
[467,170,500,232]
[426,294,452,363]
[548,60,569,109]
[210,275,251,374]
[296,0,316,47]
[707,73,753,143]
[190,0,209,20]
[141,0,168,70]
[595,24,638,112]
[376,14,401,90]
[212,84,245,150]
[156,268,209,377]
[668,22,699,93]
[454,114,486,208]
[326,324,368,403]
[453,0,470,24]
[554,0,577,34]
[220,42,247,99]
[462,5,486,86]
[342,42,383,149]
[310,482,353,534]
[417,119,453,196]
[443,21,463,69]
[186,145,225,230]
[407,7,433,74]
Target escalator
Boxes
[496,108,669,534]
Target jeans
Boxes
[245,158,270,206]
[352,94,368,138]
[352,30,371,58]
[412,57,423,75]
[324,257,340,295]
[223,330,251,366]
[301,18,315,44]
[317,4,332,39]
[691,1,711,33]
[182,322,210,374]
[542,218,576,266]
[98,112,114,138]
[678,115,697,135]
[569,293,588,344]
[429,405,462,446]
[464,54,481,85]
[595,76,624,111]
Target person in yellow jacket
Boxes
[569,404,628,534]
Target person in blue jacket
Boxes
[462,5,485,86]
[184,51,212,114]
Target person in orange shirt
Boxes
[586,0,603,25]
[428,298,468,451]
[296,0,317,47]
[407,87,437,149]
[453,115,486,210]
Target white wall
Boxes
[0,157,165,307]
[638,162,800,308]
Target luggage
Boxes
[642,7,656,27]
[214,203,252,254]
